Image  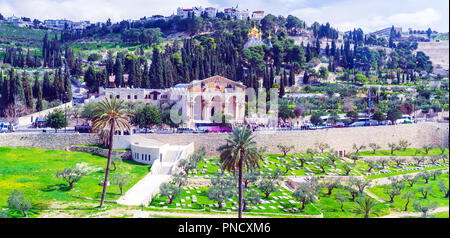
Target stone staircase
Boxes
[164,150,181,163]
[116,148,185,206]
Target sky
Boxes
[0,0,448,33]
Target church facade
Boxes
[97,75,247,128]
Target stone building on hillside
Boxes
[96,75,247,128]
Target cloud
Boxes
[287,0,448,32]
[0,0,215,22]
[388,8,441,27]
[0,0,448,32]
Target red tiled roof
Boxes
[183,8,194,11]
[253,11,264,13]
[205,7,215,9]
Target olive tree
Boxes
[388,142,397,155]
[207,174,235,209]
[314,156,332,174]
[243,188,262,211]
[418,185,433,199]
[401,191,415,211]
[403,174,419,187]
[277,144,295,157]
[159,182,182,205]
[322,179,341,195]
[335,192,347,211]
[414,200,437,218]
[368,143,381,155]
[366,160,378,173]
[8,190,31,217]
[438,180,449,198]
[258,178,280,199]
[384,182,404,203]
[352,144,366,155]
[422,145,432,155]
[377,158,389,169]
[419,170,432,184]
[7,190,31,218]
[315,142,330,154]
[110,172,129,195]
[428,156,440,165]
[398,140,411,151]
[350,178,371,195]
[413,156,426,166]
[56,166,88,190]
[392,157,406,167]
[340,162,353,176]
[292,183,317,210]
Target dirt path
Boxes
[378,206,449,218]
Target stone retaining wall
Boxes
[69,146,132,160]
[0,133,101,150]
[1,123,448,158]
[142,122,449,157]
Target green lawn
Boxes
[0,147,149,217]
[0,22,56,47]
[315,187,390,218]
[367,172,449,212]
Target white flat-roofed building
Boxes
[44,19,73,30]
[177,7,204,19]
[252,11,265,20]
[224,7,249,20]
[204,7,217,18]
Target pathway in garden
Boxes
[378,206,449,218]
[131,209,322,218]
[369,168,449,187]
[117,149,182,206]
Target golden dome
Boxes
[248,23,261,38]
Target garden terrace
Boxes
[0,147,150,218]
[367,172,449,212]
[187,154,360,178]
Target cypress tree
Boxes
[22,72,34,109]
[32,72,40,99]
[64,66,72,102]
[42,72,52,100]
[289,65,295,86]
[279,72,285,98]
[149,47,163,88]
[36,80,43,112]
[114,58,123,87]
[142,62,150,88]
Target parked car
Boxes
[0,123,9,133]
[333,122,346,128]
[177,128,195,133]
[9,123,18,132]
[75,125,92,133]
[349,121,366,127]
[34,120,47,128]
[207,126,232,133]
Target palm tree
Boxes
[218,126,262,218]
[353,196,378,218]
[92,97,132,207]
